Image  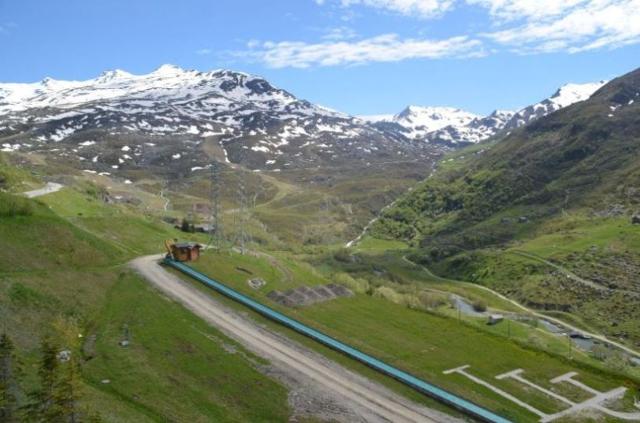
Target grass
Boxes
[83,272,290,422]
[0,151,37,191]
[353,236,408,252]
[187,250,640,422]
[3,148,640,421]
[510,214,640,260]
[0,192,34,216]
[40,187,207,255]
[0,189,293,421]
[0,199,124,272]
[369,87,640,351]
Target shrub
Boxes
[372,286,402,303]
[472,299,487,312]
[418,291,447,309]
[372,286,421,309]
[333,273,368,294]
[527,334,545,350]
[604,352,629,373]
[333,248,352,263]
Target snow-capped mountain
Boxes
[426,110,515,145]
[0,66,608,180]
[504,81,607,130]
[0,65,439,175]
[360,106,479,140]
[365,81,606,146]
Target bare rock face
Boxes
[632,214,640,225]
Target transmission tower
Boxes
[208,161,223,250]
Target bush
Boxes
[418,291,447,309]
[372,286,421,309]
[604,352,629,373]
[180,218,195,233]
[333,248,352,263]
[85,182,108,200]
[0,193,34,217]
[333,273,369,294]
[472,299,487,312]
[372,286,402,303]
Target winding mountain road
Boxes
[131,254,460,423]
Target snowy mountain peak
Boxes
[96,69,132,83]
[489,109,515,119]
[389,105,479,140]
[504,80,607,130]
[396,105,475,120]
[549,81,607,108]
[366,80,603,147]
[0,65,305,114]
[153,64,186,75]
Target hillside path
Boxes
[23,182,63,198]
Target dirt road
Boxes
[23,182,64,198]
[131,254,460,423]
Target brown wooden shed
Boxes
[170,242,202,262]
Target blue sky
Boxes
[1,0,638,115]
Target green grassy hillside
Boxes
[0,190,291,421]
[372,67,640,348]
[185,249,639,422]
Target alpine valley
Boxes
[2,64,640,423]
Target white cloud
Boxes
[467,0,589,22]
[477,0,640,53]
[322,26,358,41]
[258,0,640,68]
[320,0,455,18]
[196,48,212,55]
[245,34,483,68]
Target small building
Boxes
[487,314,504,325]
[169,242,202,262]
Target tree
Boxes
[0,333,21,422]
[53,360,82,423]
[26,338,62,422]
[181,217,192,233]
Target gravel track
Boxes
[131,254,461,423]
